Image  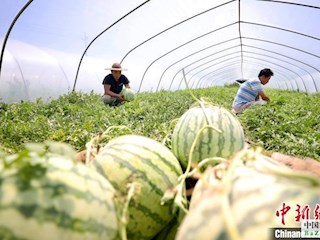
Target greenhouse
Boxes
[1,0,319,102]
[0,1,319,240]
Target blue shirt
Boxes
[232,79,263,107]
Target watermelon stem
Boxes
[238,148,320,186]
[182,69,199,103]
[187,157,228,178]
[255,152,320,186]
[119,182,141,240]
[174,181,189,214]
[85,125,132,164]
[220,148,320,240]
[161,118,179,145]
[220,150,246,240]
[175,124,224,215]
[182,125,224,181]
[182,68,222,133]
[199,101,223,133]
[221,192,242,240]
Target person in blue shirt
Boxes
[102,63,130,106]
[232,68,274,114]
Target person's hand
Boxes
[117,94,124,101]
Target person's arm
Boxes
[258,91,270,101]
[104,84,124,100]
[123,75,130,89]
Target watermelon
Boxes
[89,135,183,240]
[0,142,118,240]
[121,88,135,101]
[171,103,245,169]
[152,216,179,240]
[176,150,320,240]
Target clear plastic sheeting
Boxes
[1,39,70,102]
[0,0,319,103]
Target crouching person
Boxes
[232,68,274,114]
[102,62,130,106]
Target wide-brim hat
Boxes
[105,63,128,71]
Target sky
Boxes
[0,0,320,102]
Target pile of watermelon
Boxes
[176,149,320,240]
[0,142,119,240]
[1,97,319,240]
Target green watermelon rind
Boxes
[121,88,135,101]
[90,134,183,240]
[0,152,118,240]
[171,105,245,168]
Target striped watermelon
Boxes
[121,88,135,101]
[153,216,179,240]
[171,103,245,169]
[89,135,183,240]
[176,150,320,240]
[0,143,118,240]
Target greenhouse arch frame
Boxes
[0,0,319,102]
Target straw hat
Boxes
[105,63,128,71]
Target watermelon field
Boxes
[0,86,319,160]
[0,86,320,240]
